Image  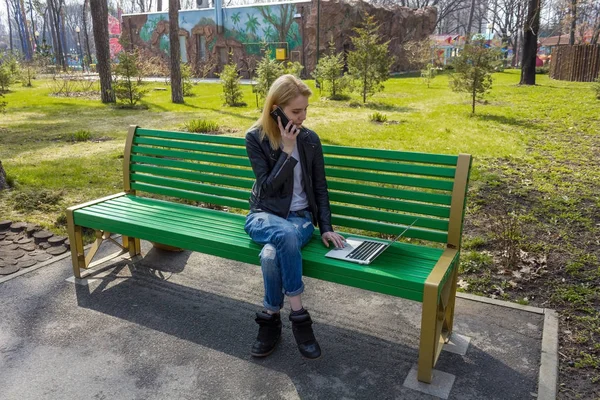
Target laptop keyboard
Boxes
[346,241,386,261]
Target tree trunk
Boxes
[157,0,162,11]
[6,0,13,51]
[83,0,92,68]
[18,0,32,59]
[520,0,540,85]
[569,0,576,45]
[90,0,115,103]
[169,0,184,103]
[48,0,66,70]
[466,0,476,40]
[0,161,7,190]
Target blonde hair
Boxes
[251,74,312,150]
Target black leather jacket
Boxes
[245,127,333,234]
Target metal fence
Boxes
[550,45,600,82]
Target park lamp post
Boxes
[75,26,84,73]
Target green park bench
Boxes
[66,125,472,383]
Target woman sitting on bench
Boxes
[244,74,345,359]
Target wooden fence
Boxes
[550,45,600,82]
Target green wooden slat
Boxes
[324,156,456,178]
[131,174,249,201]
[131,155,255,179]
[331,215,448,243]
[329,191,451,218]
[327,181,452,205]
[74,207,437,293]
[303,266,424,302]
[325,167,454,191]
[136,128,245,146]
[330,204,449,231]
[134,137,248,157]
[131,146,251,167]
[131,165,254,190]
[131,182,250,209]
[321,143,458,166]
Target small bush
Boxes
[181,62,194,96]
[218,61,246,106]
[283,61,304,77]
[535,66,549,75]
[0,92,6,113]
[349,100,362,108]
[369,112,388,123]
[184,119,220,133]
[66,130,92,142]
[593,77,600,100]
[12,189,63,212]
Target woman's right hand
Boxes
[278,116,300,155]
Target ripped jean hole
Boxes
[302,221,311,229]
[260,245,276,260]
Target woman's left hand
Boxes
[322,231,346,249]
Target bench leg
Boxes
[66,210,85,279]
[417,262,457,383]
[123,236,141,257]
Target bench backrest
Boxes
[124,126,472,249]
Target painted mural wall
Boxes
[121,0,437,77]
[122,2,307,77]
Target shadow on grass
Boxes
[362,102,413,113]
[474,113,542,131]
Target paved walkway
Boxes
[0,238,557,399]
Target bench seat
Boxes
[74,194,449,303]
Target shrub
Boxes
[255,46,284,100]
[369,112,388,123]
[218,62,245,106]
[593,76,600,100]
[421,63,437,88]
[184,119,220,133]
[0,93,6,113]
[181,62,194,96]
[535,66,549,74]
[0,64,13,92]
[312,40,353,99]
[283,61,304,77]
[66,130,92,142]
[113,50,147,106]
[349,100,362,108]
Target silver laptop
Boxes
[325,219,419,265]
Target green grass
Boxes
[1,70,600,397]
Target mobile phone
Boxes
[270,106,291,128]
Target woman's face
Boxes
[281,95,309,127]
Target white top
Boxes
[289,145,309,211]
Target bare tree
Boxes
[569,0,576,44]
[90,0,115,102]
[169,0,183,103]
[82,0,92,66]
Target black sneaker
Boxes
[289,310,321,359]
[251,311,282,357]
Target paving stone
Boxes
[16,258,37,269]
[0,220,12,231]
[0,249,26,259]
[33,253,53,262]
[26,224,42,237]
[19,243,38,252]
[33,230,54,244]
[3,233,18,241]
[13,237,33,245]
[0,234,6,241]
[0,265,20,275]
[48,236,67,246]
[10,222,27,232]
[46,245,68,256]
[39,242,52,250]
[3,243,20,250]
[0,258,18,266]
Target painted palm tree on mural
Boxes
[245,14,261,38]
[231,12,241,30]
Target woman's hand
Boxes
[278,116,300,155]
[322,231,346,249]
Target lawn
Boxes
[1,69,599,398]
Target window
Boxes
[197,35,207,61]
[179,36,187,63]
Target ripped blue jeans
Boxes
[244,210,315,312]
